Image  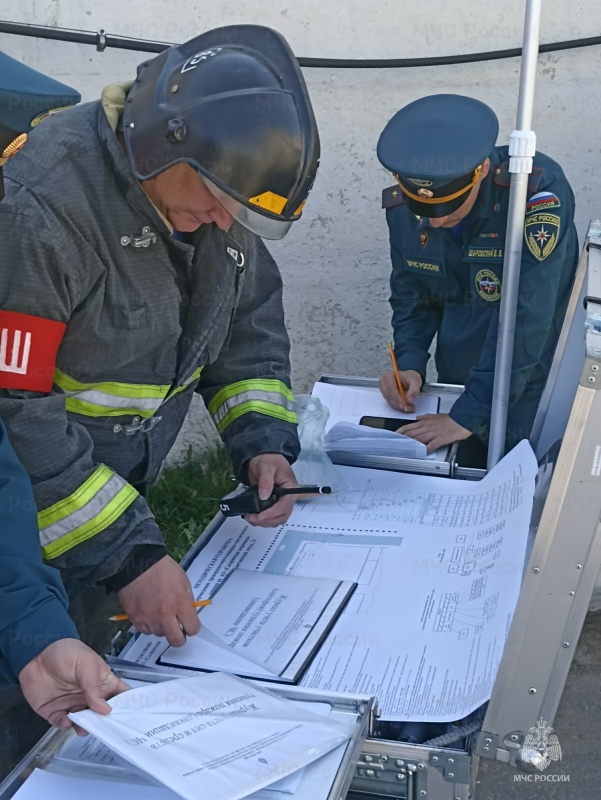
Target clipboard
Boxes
[314,375,486,480]
[157,569,357,684]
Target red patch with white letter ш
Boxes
[0,311,67,392]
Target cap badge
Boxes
[406,178,433,187]
[417,188,434,199]
[30,106,71,127]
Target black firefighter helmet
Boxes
[123,25,320,239]
[0,51,81,200]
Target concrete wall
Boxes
[1,0,600,456]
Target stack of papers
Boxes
[53,700,334,795]
[68,672,353,800]
[311,382,443,460]
[325,421,427,459]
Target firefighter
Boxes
[377,94,578,461]
[0,27,320,648]
[0,54,128,778]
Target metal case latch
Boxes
[428,750,470,784]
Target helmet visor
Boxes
[202,175,293,240]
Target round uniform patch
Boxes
[475,269,501,302]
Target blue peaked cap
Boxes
[377,94,499,217]
[0,50,80,142]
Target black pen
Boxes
[220,485,332,516]
[273,485,332,498]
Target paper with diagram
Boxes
[69,672,351,800]
[158,569,356,682]
[122,441,537,722]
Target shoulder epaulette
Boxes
[492,161,544,194]
[382,184,405,209]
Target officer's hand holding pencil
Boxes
[379,343,422,412]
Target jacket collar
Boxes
[96,101,175,237]
[466,148,502,224]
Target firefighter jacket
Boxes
[0,420,78,682]
[382,146,579,450]
[0,100,300,586]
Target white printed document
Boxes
[69,673,351,800]
[18,732,351,800]
[122,442,537,722]
[12,771,168,800]
[54,699,334,796]
[311,381,440,429]
[158,569,356,681]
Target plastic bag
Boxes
[293,395,351,492]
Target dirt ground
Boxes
[476,609,601,798]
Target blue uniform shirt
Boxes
[0,421,78,682]
[384,146,579,450]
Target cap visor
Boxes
[402,192,469,219]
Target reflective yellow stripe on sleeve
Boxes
[38,465,138,560]
[54,369,170,418]
[207,379,297,434]
[53,368,203,418]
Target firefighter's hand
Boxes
[245,453,298,528]
[19,639,129,732]
[401,413,472,453]
[379,369,422,413]
[117,556,200,646]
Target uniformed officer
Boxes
[377,94,578,459]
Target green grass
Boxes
[148,446,237,563]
